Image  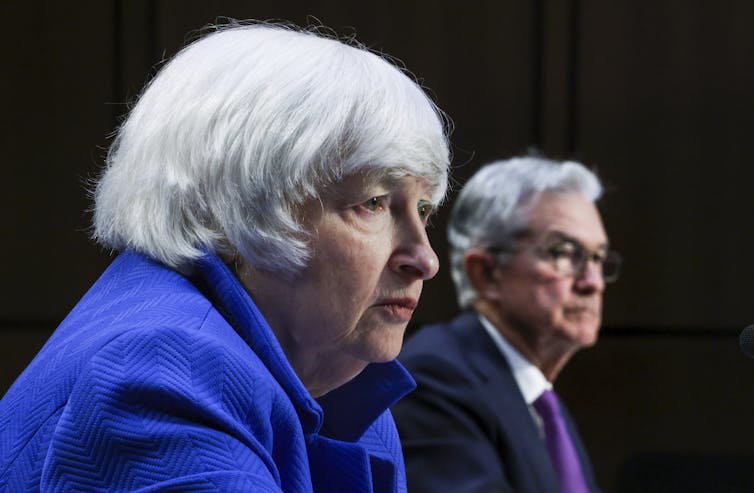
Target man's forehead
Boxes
[520,192,608,246]
[540,230,609,249]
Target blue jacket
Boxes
[0,251,415,492]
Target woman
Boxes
[0,21,450,492]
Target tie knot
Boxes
[533,389,560,419]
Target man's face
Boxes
[492,192,608,350]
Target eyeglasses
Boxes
[490,232,622,283]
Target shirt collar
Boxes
[478,314,552,404]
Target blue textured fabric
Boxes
[0,250,415,492]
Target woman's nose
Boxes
[390,227,440,281]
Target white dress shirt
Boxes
[478,314,552,438]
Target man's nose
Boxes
[574,259,605,293]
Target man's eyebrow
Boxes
[545,230,609,250]
[546,230,577,243]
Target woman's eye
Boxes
[362,196,386,212]
[418,201,434,222]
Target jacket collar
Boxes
[318,361,415,441]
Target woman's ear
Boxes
[464,248,503,301]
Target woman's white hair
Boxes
[447,156,602,309]
[93,21,450,277]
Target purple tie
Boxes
[533,389,590,493]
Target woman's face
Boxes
[243,171,440,396]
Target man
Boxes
[393,156,619,492]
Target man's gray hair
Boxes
[93,21,450,277]
[447,156,602,309]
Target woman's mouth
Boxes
[375,298,418,322]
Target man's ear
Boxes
[464,248,503,301]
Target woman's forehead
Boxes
[337,158,446,199]
[330,168,430,191]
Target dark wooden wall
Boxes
[3,1,754,491]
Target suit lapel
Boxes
[453,313,562,492]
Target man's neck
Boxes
[473,302,578,382]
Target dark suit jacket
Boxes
[393,311,600,493]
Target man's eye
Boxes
[547,241,577,259]
[590,250,608,263]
